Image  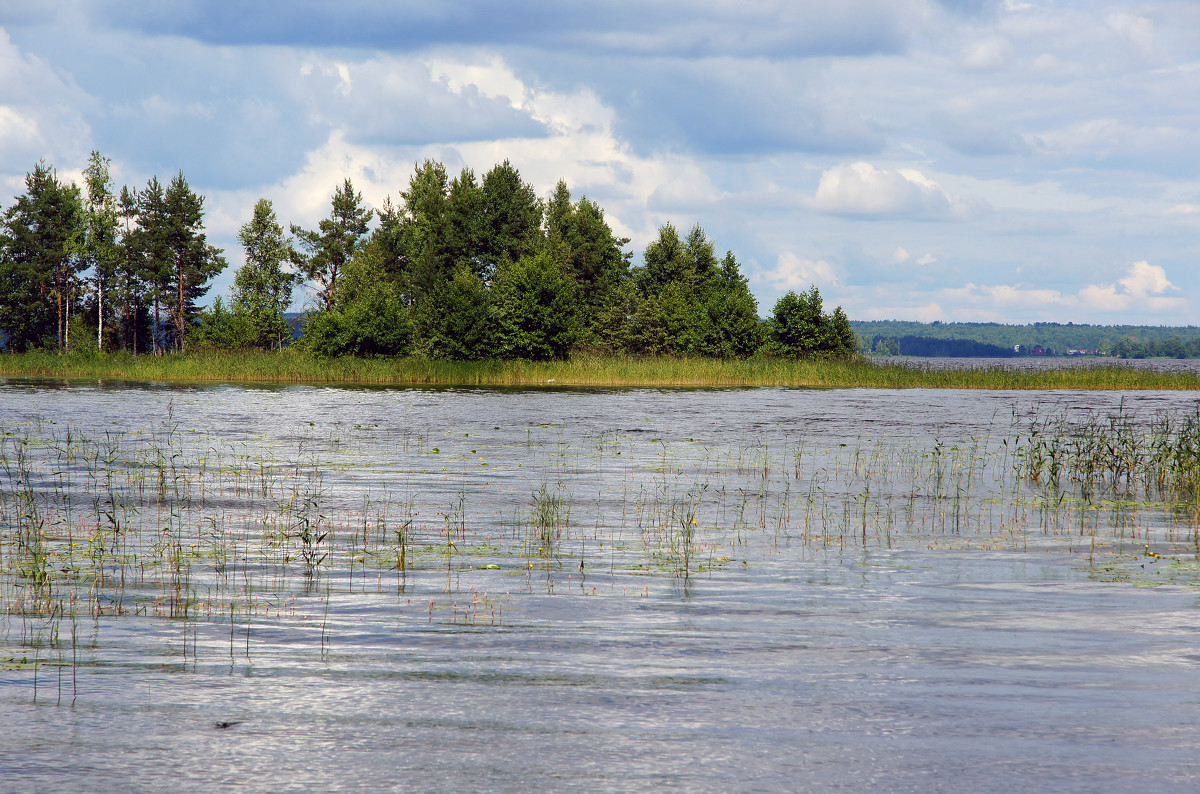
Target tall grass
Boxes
[2,349,1198,389]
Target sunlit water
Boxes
[1,380,1199,792]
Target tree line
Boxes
[853,319,1200,358]
[0,154,856,360]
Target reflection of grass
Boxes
[4,349,1200,389]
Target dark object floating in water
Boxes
[214,721,241,730]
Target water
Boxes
[1,381,1199,792]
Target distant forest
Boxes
[853,320,1200,359]
[0,153,856,361]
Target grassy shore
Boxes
[1,349,1198,389]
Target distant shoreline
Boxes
[2,351,1199,390]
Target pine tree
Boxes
[479,160,543,277]
[0,162,84,352]
[292,179,373,311]
[162,172,225,352]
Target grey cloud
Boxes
[82,0,913,59]
[562,57,886,157]
[932,112,1029,157]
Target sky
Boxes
[1,0,1198,324]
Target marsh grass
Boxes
[3,349,1199,389]
[3,401,1200,700]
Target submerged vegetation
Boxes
[3,398,1200,701]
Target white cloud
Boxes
[857,261,1186,321]
[0,104,39,150]
[1118,260,1175,296]
[0,28,92,174]
[807,162,974,218]
[759,252,840,291]
[1166,203,1200,214]
[891,246,936,266]
[1077,283,1127,312]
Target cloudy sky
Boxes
[2,0,1198,324]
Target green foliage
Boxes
[638,223,689,292]
[163,172,226,351]
[589,280,640,355]
[853,319,1200,358]
[413,265,495,360]
[595,224,763,358]
[697,252,763,358]
[192,296,250,350]
[302,256,412,357]
[768,287,856,359]
[82,151,121,351]
[0,162,85,352]
[232,198,300,349]
[479,160,543,274]
[627,280,703,356]
[66,315,100,355]
[492,249,579,360]
[0,155,791,364]
[544,182,630,338]
[291,179,373,311]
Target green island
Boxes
[3,154,1198,390]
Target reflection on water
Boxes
[1,381,1199,792]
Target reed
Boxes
[2,349,1198,389]
[3,399,1200,701]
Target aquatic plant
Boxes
[2,398,1199,708]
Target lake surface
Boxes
[1,381,1199,792]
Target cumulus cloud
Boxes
[0,29,92,176]
[808,162,977,218]
[1118,260,1175,296]
[758,252,840,291]
[919,262,1183,319]
[839,260,1189,325]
